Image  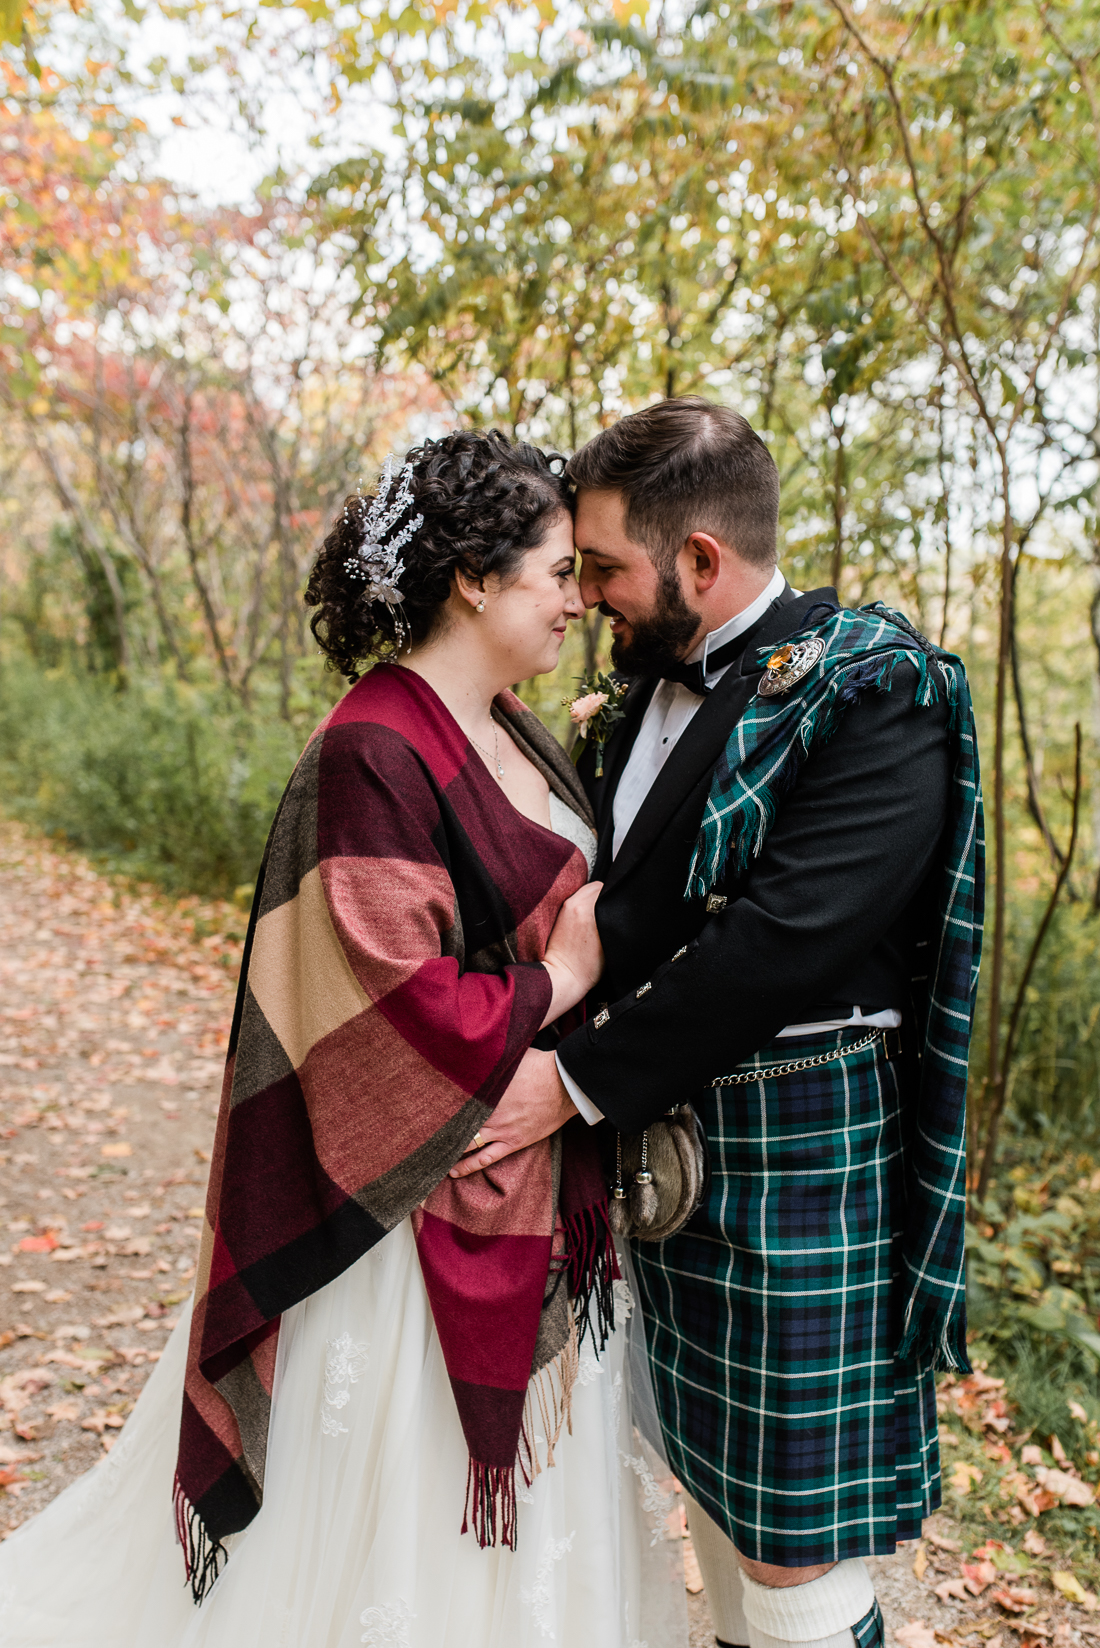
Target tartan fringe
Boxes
[173,1473,227,1606]
[462,1458,518,1550]
[897,1294,972,1374]
[562,1201,620,1353]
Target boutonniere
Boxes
[563,672,628,778]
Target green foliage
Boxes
[0,658,303,896]
[969,1158,1100,1370]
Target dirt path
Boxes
[4,820,1092,1647]
[0,821,242,1532]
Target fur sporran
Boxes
[607,1106,708,1242]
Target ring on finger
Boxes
[472,1132,486,1151]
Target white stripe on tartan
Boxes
[644,1342,899,1386]
[755,1077,770,1553]
[834,1048,854,1547]
[868,1047,888,1539]
[718,1085,736,1547]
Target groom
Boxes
[453,396,980,1648]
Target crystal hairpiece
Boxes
[342,455,423,648]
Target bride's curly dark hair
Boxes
[305,429,571,681]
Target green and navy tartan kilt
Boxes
[632,1029,940,1567]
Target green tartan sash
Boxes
[685,602,983,1372]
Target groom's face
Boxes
[573,489,701,675]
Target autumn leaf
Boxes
[895,1623,937,1648]
[1033,1467,1096,1507]
[1052,1572,1099,1610]
[961,1559,998,1596]
[991,1587,1037,1614]
[950,1461,983,1494]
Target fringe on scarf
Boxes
[561,1201,620,1353]
[464,1270,599,1550]
[521,1312,580,1479]
[685,642,941,901]
[896,1291,972,1375]
[173,1473,228,1606]
[462,1459,519,1550]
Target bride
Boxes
[0,430,687,1648]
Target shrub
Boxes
[0,660,303,896]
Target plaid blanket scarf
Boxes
[175,664,617,1602]
[686,602,983,1373]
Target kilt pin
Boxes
[633,1030,940,1570]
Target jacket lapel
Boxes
[601,587,836,894]
[582,677,657,878]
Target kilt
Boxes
[632,1029,940,1567]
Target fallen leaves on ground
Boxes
[0,821,237,1535]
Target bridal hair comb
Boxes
[343,455,423,648]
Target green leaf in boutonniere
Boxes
[562,672,628,778]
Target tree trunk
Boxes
[179,392,236,695]
[976,449,1015,1192]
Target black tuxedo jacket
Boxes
[555,585,951,1133]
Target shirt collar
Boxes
[687,565,787,679]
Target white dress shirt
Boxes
[556,567,898,1124]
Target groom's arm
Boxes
[554,665,952,1133]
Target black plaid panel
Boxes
[633,1035,940,1566]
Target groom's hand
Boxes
[448,1049,578,1178]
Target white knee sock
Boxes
[741,1558,875,1648]
[683,1492,749,1645]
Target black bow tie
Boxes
[660,631,756,697]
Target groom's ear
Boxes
[684,532,723,594]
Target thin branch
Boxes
[976,723,1083,1200]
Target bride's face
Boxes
[481,513,583,679]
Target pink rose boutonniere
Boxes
[563,671,628,778]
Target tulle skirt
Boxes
[0,1222,686,1648]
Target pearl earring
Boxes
[475,600,485,612]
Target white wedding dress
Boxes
[0,1228,687,1648]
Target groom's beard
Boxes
[608,571,701,678]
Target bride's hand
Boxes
[540,881,604,1028]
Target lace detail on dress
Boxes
[359,1599,415,1646]
[609,1370,623,1437]
[576,1343,603,1386]
[620,1449,675,1547]
[321,1333,370,1437]
[613,1278,635,1321]
[521,1530,576,1639]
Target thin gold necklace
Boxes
[471,720,505,780]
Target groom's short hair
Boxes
[566,396,779,570]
